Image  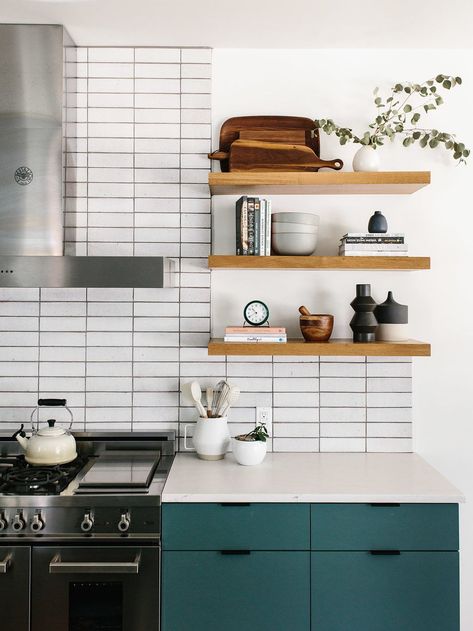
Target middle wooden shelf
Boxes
[208,255,430,271]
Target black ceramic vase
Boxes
[368,211,388,233]
[350,284,378,343]
[374,291,408,341]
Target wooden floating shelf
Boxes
[208,338,431,357]
[209,171,431,195]
[208,255,430,271]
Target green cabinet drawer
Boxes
[163,550,310,631]
[311,503,458,550]
[311,551,459,631]
[163,503,310,550]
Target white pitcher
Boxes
[184,417,230,460]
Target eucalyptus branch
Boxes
[315,74,469,163]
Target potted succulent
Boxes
[232,422,269,466]
[315,74,469,171]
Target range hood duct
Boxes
[0,24,168,288]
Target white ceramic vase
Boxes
[184,417,230,461]
[231,437,267,466]
[352,145,380,172]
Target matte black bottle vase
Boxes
[368,211,388,233]
[350,284,378,343]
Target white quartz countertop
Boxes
[162,452,464,503]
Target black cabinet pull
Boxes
[220,550,251,555]
[220,503,250,507]
[370,503,400,507]
[38,398,67,407]
[370,550,401,556]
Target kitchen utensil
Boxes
[208,116,343,172]
[213,381,231,418]
[206,387,214,417]
[12,398,77,466]
[299,306,334,342]
[272,232,318,255]
[272,212,320,226]
[228,139,343,172]
[184,417,230,460]
[181,382,207,418]
[219,386,240,417]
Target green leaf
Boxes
[435,96,444,106]
[403,104,412,112]
[373,87,379,95]
[402,137,411,147]
[435,74,444,83]
[431,129,438,137]
[429,139,439,148]
[374,97,382,105]
[394,83,403,92]
[413,131,421,140]
[463,149,470,157]
[456,76,462,85]
[404,86,411,93]
[454,151,462,159]
[411,113,421,124]
[420,134,429,148]
[443,79,452,89]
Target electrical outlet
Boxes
[256,407,272,435]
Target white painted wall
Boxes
[212,48,473,627]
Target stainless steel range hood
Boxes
[0,24,169,288]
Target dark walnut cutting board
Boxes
[209,115,343,172]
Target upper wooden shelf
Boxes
[208,338,431,357]
[208,171,431,195]
[208,255,430,271]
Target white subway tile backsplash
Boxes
[0,46,412,453]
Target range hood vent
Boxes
[0,24,169,288]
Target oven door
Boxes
[0,545,30,631]
[31,546,159,631]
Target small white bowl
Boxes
[272,232,318,255]
[272,222,319,234]
[272,212,320,226]
[232,437,267,466]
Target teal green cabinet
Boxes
[311,503,458,550]
[311,551,459,631]
[162,550,310,631]
[163,502,309,550]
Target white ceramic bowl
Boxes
[272,212,320,226]
[232,437,267,466]
[272,222,319,234]
[272,232,318,255]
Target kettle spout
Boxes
[12,424,28,451]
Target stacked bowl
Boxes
[271,212,320,255]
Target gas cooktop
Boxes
[0,432,175,541]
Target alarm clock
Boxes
[243,300,270,326]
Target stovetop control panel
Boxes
[0,505,160,539]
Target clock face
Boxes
[244,300,269,326]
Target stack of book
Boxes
[339,233,408,256]
[224,326,287,343]
[236,196,272,256]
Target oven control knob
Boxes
[30,513,45,532]
[0,513,7,531]
[12,512,26,532]
[80,512,94,532]
[118,512,131,532]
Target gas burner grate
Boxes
[0,457,86,495]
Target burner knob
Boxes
[118,512,131,532]
[30,513,45,532]
[80,512,94,532]
[0,513,7,531]
[12,512,26,532]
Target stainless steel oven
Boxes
[1,544,160,631]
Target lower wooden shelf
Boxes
[208,255,430,270]
[208,338,431,357]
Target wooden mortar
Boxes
[299,306,334,342]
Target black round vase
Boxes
[368,211,388,233]
[350,284,378,343]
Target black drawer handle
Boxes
[220,550,251,555]
[220,503,251,507]
[370,503,400,507]
[370,550,401,556]
[38,398,67,407]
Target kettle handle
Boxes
[30,401,74,432]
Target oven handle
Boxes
[49,553,141,575]
[0,553,12,574]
